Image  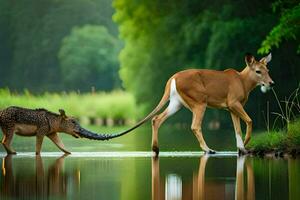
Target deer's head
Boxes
[245,53,274,93]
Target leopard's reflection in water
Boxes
[0,154,80,199]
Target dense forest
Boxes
[0,0,121,92]
[114,0,300,128]
[0,0,299,129]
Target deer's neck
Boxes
[240,67,257,95]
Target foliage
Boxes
[0,0,299,130]
[113,0,300,128]
[249,118,300,151]
[248,131,287,151]
[0,89,137,120]
[59,25,121,91]
[288,118,300,147]
[259,0,300,54]
[249,85,300,151]
[270,85,300,128]
[0,0,119,92]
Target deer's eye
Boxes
[256,70,261,74]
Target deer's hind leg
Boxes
[1,127,16,154]
[151,96,182,155]
[191,104,215,154]
[152,79,183,155]
[229,102,252,146]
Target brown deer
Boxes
[111,53,274,155]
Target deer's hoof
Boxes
[238,148,248,156]
[63,150,71,155]
[205,149,216,154]
[152,146,160,157]
[7,149,17,155]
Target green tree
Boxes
[113,0,283,127]
[0,1,12,88]
[59,25,120,91]
[259,0,300,54]
[0,0,118,92]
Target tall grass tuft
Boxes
[271,85,300,129]
[249,85,300,152]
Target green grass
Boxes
[248,118,300,152]
[288,118,300,147]
[248,86,300,153]
[248,131,287,151]
[0,88,138,120]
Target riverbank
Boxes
[247,119,300,157]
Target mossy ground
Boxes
[247,118,300,155]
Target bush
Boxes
[248,118,300,151]
[288,118,300,147]
[248,131,287,151]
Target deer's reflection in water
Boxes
[152,155,255,200]
[1,154,80,199]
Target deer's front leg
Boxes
[230,113,247,154]
[229,102,252,146]
[191,104,215,154]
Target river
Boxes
[0,152,299,200]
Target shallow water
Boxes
[0,152,299,200]
[0,126,299,199]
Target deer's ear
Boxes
[260,53,272,64]
[59,109,67,119]
[245,53,255,68]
